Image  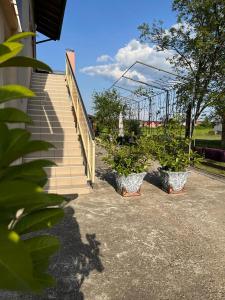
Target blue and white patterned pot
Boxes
[159,168,190,193]
[115,172,146,195]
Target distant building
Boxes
[141,121,162,128]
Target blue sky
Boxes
[37,0,176,113]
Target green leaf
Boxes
[25,236,60,271]
[0,85,35,103]
[0,160,55,186]
[0,127,54,167]
[0,128,30,167]
[0,188,63,225]
[26,193,65,214]
[24,140,55,153]
[6,32,36,42]
[14,208,64,234]
[0,56,52,72]
[24,236,59,284]
[0,229,40,292]
[0,180,52,223]
[0,42,23,64]
[0,107,32,123]
[0,123,9,158]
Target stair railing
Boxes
[65,53,95,184]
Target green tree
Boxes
[0,32,65,294]
[212,94,225,148]
[93,89,125,135]
[139,0,225,139]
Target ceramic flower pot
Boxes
[115,172,146,197]
[159,168,190,194]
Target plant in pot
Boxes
[154,122,201,193]
[103,137,151,196]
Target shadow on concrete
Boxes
[144,171,162,190]
[96,167,117,190]
[1,206,104,300]
[44,206,104,300]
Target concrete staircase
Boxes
[24,72,90,195]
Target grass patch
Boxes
[196,159,225,177]
[193,127,221,140]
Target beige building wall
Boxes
[0,0,35,114]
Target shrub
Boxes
[124,119,141,136]
[151,121,202,172]
[103,136,151,176]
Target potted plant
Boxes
[103,137,151,196]
[154,125,201,193]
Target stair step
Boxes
[32,74,65,79]
[45,184,91,195]
[27,107,73,115]
[45,165,85,177]
[28,102,72,108]
[28,121,75,128]
[29,115,74,122]
[32,89,67,94]
[32,91,68,96]
[32,74,65,82]
[25,148,81,158]
[31,82,66,87]
[27,103,72,109]
[31,82,66,85]
[45,176,87,188]
[24,156,83,165]
[27,126,76,134]
[27,73,90,195]
[30,133,78,142]
[31,84,66,89]
[31,96,68,101]
[50,141,81,148]
[27,109,73,116]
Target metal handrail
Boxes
[65,53,95,184]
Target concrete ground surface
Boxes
[1,154,225,300]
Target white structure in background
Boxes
[214,120,222,135]
[118,111,124,137]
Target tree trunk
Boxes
[185,104,192,138]
[221,114,225,149]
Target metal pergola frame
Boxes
[108,61,187,130]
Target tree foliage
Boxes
[139,0,225,138]
[93,89,125,135]
[0,32,65,294]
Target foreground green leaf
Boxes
[0,107,32,123]
[14,208,64,234]
[24,236,59,286]
[0,160,55,186]
[0,85,35,103]
[0,180,55,224]
[0,229,40,292]
[0,126,54,167]
[6,32,36,42]
[0,42,23,64]
[0,56,52,72]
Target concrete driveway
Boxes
[69,167,225,300]
[2,159,225,300]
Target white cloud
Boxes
[96,54,113,63]
[80,39,174,84]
